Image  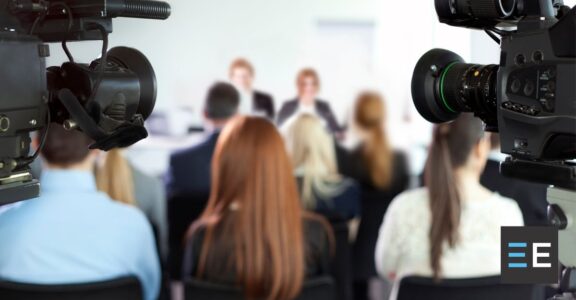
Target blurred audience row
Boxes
[0,58,549,300]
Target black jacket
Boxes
[277,99,341,133]
[253,91,275,120]
[340,148,410,279]
[480,158,548,226]
[165,132,219,279]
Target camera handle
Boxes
[548,187,576,299]
[550,268,576,299]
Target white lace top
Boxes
[375,187,524,298]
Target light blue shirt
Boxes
[0,170,160,300]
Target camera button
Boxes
[515,54,526,65]
[511,78,522,93]
[524,81,535,96]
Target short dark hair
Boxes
[41,123,93,166]
[204,82,240,120]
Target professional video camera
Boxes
[0,0,171,205]
[411,0,575,298]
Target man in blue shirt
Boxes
[0,124,160,300]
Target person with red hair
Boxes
[183,116,332,300]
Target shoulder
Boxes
[489,193,523,212]
[316,99,331,109]
[103,197,153,232]
[388,188,429,215]
[254,91,273,101]
[170,135,216,163]
[280,99,298,109]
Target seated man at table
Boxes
[0,124,160,300]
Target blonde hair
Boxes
[354,91,393,189]
[283,114,345,209]
[96,149,136,206]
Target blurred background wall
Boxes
[45,0,575,176]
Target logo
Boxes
[501,227,558,284]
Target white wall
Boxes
[46,0,474,144]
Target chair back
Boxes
[0,276,142,300]
[397,276,535,300]
[328,219,352,300]
[185,276,335,300]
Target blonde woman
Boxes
[283,113,359,221]
[96,149,167,259]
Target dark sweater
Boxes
[182,217,332,283]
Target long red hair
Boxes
[194,116,305,300]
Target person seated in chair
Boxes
[282,113,360,221]
[0,124,160,300]
[375,115,523,299]
[165,82,240,280]
[183,116,333,300]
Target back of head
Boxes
[41,123,92,168]
[204,82,240,120]
[283,114,340,209]
[197,116,305,300]
[354,91,393,189]
[425,114,485,280]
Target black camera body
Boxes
[411,0,575,189]
[0,0,170,205]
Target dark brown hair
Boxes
[354,91,393,189]
[41,123,92,166]
[193,116,307,300]
[425,114,484,280]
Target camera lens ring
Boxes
[497,0,516,17]
[439,62,459,113]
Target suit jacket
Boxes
[480,158,548,226]
[277,99,341,133]
[165,132,219,279]
[253,91,275,120]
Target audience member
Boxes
[375,115,524,299]
[0,124,160,300]
[341,91,410,300]
[165,82,239,279]
[229,58,275,119]
[96,148,168,259]
[277,68,340,133]
[481,133,548,226]
[283,113,360,221]
[183,116,333,300]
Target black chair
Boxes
[397,276,536,300]
[185,277,335,300]
[168,194,209,280]
[0,276,142,300]
[328,219,352,300]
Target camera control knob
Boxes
[510,78,522,93]
[523,80,535,96]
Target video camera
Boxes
[0,0,171,205]
[411,0,575,296]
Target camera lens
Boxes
[436,0,517,24]
[106,47,157,120]
[411,49,499,126]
